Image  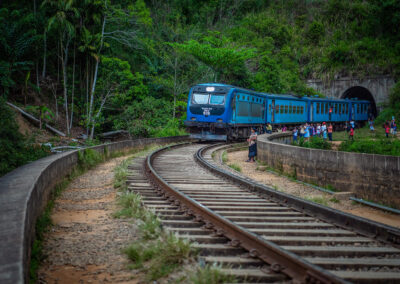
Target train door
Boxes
[310,103,313,122]
[351,104,355,120]
[231,94,237,122]
[271,100,275,122]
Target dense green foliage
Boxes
[0,100,50,176]
[339,139,400,156]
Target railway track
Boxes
[127,143,400,283]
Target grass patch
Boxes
[305,196,329,206]
[124,232,195,281]
[329,197,340,203]
[339,138,400,156]
[221,150,228,163]
[190,264,237,284]
[326,184,338,192]
[228,163,241,172]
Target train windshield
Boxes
[192,93,209,104]
[192,93,226,105]
[209,94,225,105]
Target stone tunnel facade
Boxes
[306,76,395,114]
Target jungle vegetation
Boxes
[1,0,400,175]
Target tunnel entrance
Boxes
[341,86,377,118]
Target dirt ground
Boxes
[226,150,400,228]
[38,156,140,283]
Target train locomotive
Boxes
[184,83,371,141]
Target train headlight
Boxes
[206,87,215,92]
[191,117,196,121]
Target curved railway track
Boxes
[127,143,400,284]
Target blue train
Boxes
[184,83,371,140]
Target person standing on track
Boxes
[246,128,257,163]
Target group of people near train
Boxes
[384,117,397,138]
[248,116,397,162]
[292,122,335,142]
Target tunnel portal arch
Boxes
[341,86,377,118]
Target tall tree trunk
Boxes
[88,17,106,140]
[70,43,76,130]
[173,57,177,119]
[57,41,60,84]
[42,31,47,78]
[86,57,89,136]
[36,62,40,88]
[61,34,70,135]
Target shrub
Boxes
[294,136,332,150]
[306,21,325,43]
[339,139,400,156]
[0,99,50,176]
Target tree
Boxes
[172,37,256,84]
[0,8,37,96]
[89,57,147,138]
[43,0,79,135]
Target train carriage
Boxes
[266,94,307,124]
[304,98,350,123]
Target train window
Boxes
[357,104,360,113]
[281,105,284,114]
[192,93,209,104]
[269,104,271,113]
[301,106,304,113]
[296,106,299,114]
[289,105,292,114]
[339,104,342,114]
[210,94,225,105]
[276,105,279,114]
[346,104,349,114]
[251,103,263,118]
[237,101,249,116]
[285,105,288,113]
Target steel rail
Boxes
[196,144,400,248]
[145,143,346,284]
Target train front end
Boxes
[184,84,233,141]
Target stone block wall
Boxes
[0,136,190,284]
[257,133,400,208]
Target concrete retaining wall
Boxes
[257,133,400,208]
[0,136,190,284]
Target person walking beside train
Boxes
[385,121,390,138]
[316,123,321,137]
[327,123,333,141]
[300,125,305,138]
[349,127,354,140]
[304,123,310,141]
[246,128,257,163]
[293,127,298,142]
[266,123,272,134]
